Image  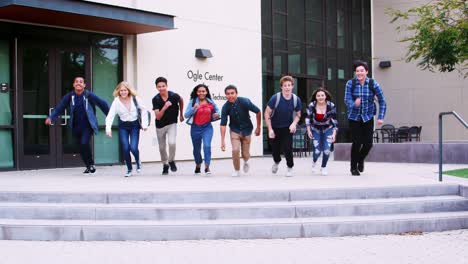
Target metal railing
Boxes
[438,111,468,182]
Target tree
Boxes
[387,0,467,77]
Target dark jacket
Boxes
[49,90,109,134]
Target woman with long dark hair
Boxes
[305,87,338,176]
[184,84,220,176]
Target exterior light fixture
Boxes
[195,49,213,59]
[379,60,391,68]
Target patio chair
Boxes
[395,126,410,142]
[380,124,396,143]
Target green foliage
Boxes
[387,0,468,77]
[442,168,468,178]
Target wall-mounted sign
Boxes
[0,83,8,93]
[187,70,223,82]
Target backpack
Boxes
[132,96,151,129]
[270,92,298,120]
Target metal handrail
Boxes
[438,111,468,182]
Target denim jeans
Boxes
[73,126,94,167]
[190,123,213,166]
[311,127,334,168]
[118,120,140,171]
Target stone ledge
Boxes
[334,143,468,164]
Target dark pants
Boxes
[119,120,141,171]
[349,119,374,170]
[270,127,294,168]
[73,127,94,167]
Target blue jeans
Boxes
[190,123,213,166]
[311,127,334,168]
[118,120,140,171]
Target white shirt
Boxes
[105,96,149,133]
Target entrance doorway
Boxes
[17,41,91,169]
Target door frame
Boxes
[17,39,91,169]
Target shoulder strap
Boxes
[368,78,375,95]
[274,92,281,109]
[292,93,297,109]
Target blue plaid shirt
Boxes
[345,77,386,122]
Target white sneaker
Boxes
[286,167,293,177]
[243,161,250,173]
[321,167,328,176]
[312,162,317,173]
[125,170,132,177]
[271,163,279,174]
[231,170,240,177]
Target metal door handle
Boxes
[61,109,68,126]
[49,108,55,126]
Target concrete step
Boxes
[1,196,467,220]
[0,184,460,204]
[1,211,468,240]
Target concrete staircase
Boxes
[1,184,468,241]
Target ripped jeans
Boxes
[311,127,334,168]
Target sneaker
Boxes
[162,164,169,175]
[351,168,360,176]
[83,167,90,174]
[168,161,177,172]
[194,166,201,175]
[271,163,279,174]
[358,160,365,173]
[205,167,211,176]
[89,165,96,174]
[311,161,317,173]
[125,170,132,177]
[243,161,250,173]
[136,161,142,173]
[231,170,240,177]
[321,167,328,176]
[286,167,293,177]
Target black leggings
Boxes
[349,119,374,169]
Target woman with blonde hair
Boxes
[106,81,149,177]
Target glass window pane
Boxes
[261,0,272,35]
[0,40,12,126]
[337,9,345,49]
[274,54,282,76]
[94,129,119,164]
[92,36,121,165]
[326,0,337,23]
[273,13,286,39]
[306,21,322,45]
[305,0,323,20]
[0,129,13,168]
[288,41,303,74]
[273,39,287,51]
[306,46,323,76]
[273,0,286,12]
[327,25,337,48]
[22,47,49,155]
[287,0,304,41]
[262,37,273,73]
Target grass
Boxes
[442,168,468,178]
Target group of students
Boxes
[45,60,386,178]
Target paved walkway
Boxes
[1,229,467,264]
[1,157,467,264]
[0,157,466,192]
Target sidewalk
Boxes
[0,157,466,192]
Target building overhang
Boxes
[0,0,174,34]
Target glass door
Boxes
[18,41,90,169]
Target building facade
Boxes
[0,0,465,170]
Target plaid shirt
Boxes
[345,77,386,122]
